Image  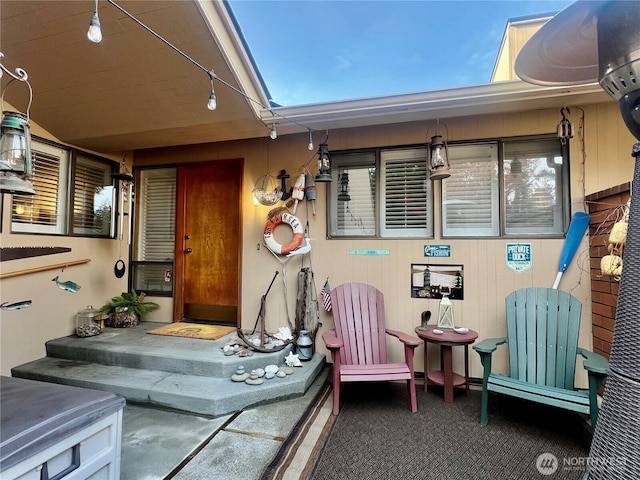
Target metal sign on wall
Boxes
[506,243,532,273]
[424,245,451,257]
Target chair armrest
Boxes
[385,328,423,348]
[577,348,609,375]
[322,329,343,350]
[473,337,507,354]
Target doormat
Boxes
[147,322,236,341]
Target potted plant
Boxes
[100,291,159,327]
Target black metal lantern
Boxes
[428,134,451,181]
[338,171,350,202]
[315,143,332,182]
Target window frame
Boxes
[327,135,570,240]
[10,136,116,237]
[328,145,434,239]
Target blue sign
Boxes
[506,243,532,273]
[348,249,390,256]
[424,245,451,257]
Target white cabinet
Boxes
[1,377,125,480]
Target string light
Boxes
[87,0,102,43]
[90,0,324,149]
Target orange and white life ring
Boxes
[264,212,304,255]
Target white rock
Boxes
[273,326,293,341]
[265,364,279,374]
[276,370,287,378]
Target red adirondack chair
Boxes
[322,283,423,415]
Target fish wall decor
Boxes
[0,300,33,310]
[52,276,81,293]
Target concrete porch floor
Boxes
[120,368,328,479]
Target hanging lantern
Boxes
[338,171,350,202]
[437,290,455,329]
[315,143,332,182]
[0,111,35,195]
[428,134,451,181]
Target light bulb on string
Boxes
[307,130,314,150]
[207,70,217,111]
[87,0,102,43]
[270,123,277,140]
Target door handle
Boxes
[185,248,193,254]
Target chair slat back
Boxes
[331,283,387,365]
[505,287,581,389]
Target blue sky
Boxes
[228,0,574,106]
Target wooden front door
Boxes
[174,160,242,324]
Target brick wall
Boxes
[586,182,630,359]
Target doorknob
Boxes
[185,248,193,253]
[185,235,191,240]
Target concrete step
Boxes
[11,322,326,417]
[42,322,297,378]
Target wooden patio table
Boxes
[415,326,478,403]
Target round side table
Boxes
[415,326,478,403]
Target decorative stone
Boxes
[231,366,249,382]
[265,371,275,379]
[245,370,264,385]
[223,345,235,356]
[279,366,294,375]
[264,364,279,374]
[285,352,302,367]
[255,368,265,378]
[276,370,287,378]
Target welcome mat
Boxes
[147,322,236,341]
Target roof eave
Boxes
[262,80,611,134]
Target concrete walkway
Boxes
[121,368,328,479]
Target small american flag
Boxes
[321,279,332,312]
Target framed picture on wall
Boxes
[411,263,464,300]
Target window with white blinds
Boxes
[132,167,176,296]
[329,148,433,238]
[330,152,377,236]
[11,139,115,236]
[73,155,114,236]
[11,141,69,234]
[135,168,176,262]
[503,139,565,235]
[381,148,431,237]
[442,143,499,236]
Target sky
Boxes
[228,0,575,106]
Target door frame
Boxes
[172,159,244,323]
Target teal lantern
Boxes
[0,111,35,195]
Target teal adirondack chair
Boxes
[473,288,609,428]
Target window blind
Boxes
[136,168,176,261]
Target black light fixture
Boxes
[338,171,350,202]
[426,121,451,181]
[516,2,640,478]
[0,53,35,196]
[557,107,574,146]
[315,143,332,182]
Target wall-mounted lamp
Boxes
[557,107,573,146]
[0,53,35,195]
[315,143,332,182]
[337,171,350,202]
[87,0,102,43]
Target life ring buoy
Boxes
[264,212,304,255]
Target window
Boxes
[73,155,115,236]
[442,138,567,237]
[131,167,177,296]
[328,137,568,239]
[11,139,115,236]
[330,147,433,238]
